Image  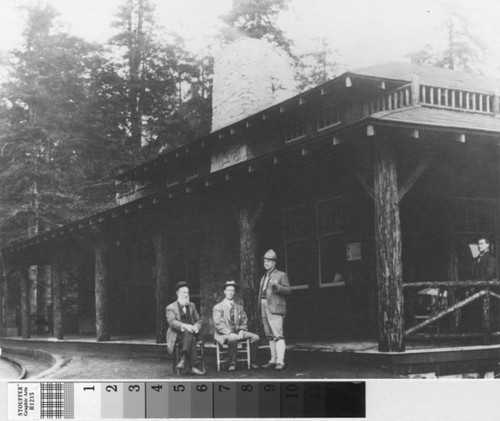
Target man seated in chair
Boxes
[213,280,260,371]
[166,281,205,375]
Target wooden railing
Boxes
[362,77,500,118]
[404,280,500,344]
[365,83,413,115]
[419,85,497,114]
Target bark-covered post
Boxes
[0,262,6,337]
[152,231,168,344]
[20,265,31,339]
[95,239,110,341]
[238,200,263,333]
[374,138,404,352]
[52,254,64,339]
[482,287,491,345]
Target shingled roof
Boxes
[353,62,500,93]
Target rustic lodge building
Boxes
[1,39,499,355]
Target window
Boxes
[317,197,345,287]
[317,103,341,131]
[186,167,199,181]
[167,175,180,186]
[283,205,310,289]
[284,119,306,143]
[283,197,346,289]
[317,197,344,235]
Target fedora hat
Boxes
[222,280,239,291]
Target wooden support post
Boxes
[152,232,168,344]
[411,75,420,106]
[374,138,404,352]
[0,272,4,337]
[95,239,110,341]
[52,255,64,340]
[20,266,31,339]
[482,287,491,345]
[238,200,263,333]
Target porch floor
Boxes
[2,334,500,379]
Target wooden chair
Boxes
[216,338,251,371]
[173,340,205,375]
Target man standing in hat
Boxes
[166,282,205,375]
[213,280,260,371]
[259,249,291,370]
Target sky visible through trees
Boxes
[0,0,497,246]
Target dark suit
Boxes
[166,301,202,367]
[472,251,497,281]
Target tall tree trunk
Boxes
[52,255,64,339]
[374,138,404,352]
[20,266,31,339]
[95,239,110,341]
[238,201,263,333]
[153,232,168,343]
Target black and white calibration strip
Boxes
[2,380,500,420]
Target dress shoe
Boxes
[176,356,186,369]
[251,363,260,369]
[228,364,236,372]
[191,366,206,375]
[260,361,276,369]
[275,363,284,370]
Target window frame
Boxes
[316,196,346,288]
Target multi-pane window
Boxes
[317,197,345,286]
[284,119,306,143]
[186,167,199,181]
[317,197,344,235]
[283,197,346,288]
[283,205,310,288]
[167,175,180,186]
[317,103,341,131]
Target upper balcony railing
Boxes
[363,76,500,117]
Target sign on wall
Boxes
[346,242,361,261]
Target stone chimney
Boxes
[211,37,297,132]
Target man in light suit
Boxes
[213,280,260,371]
[166,281,205,375]
[258,249,291,370]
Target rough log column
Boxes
[51,255,64,340]
[374,138,404,352]
[0,264,6,337]
[20,266,31,339]
[152,232,168,343]
[238,201,263,332]
[95,239,110,341]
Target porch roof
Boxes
[370,106,500,134]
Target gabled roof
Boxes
[353,62,500,93]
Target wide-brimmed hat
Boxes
[175,281,189,292]
[222,280,239,291]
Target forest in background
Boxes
[0,0,485,247]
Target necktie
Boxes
[182,305,187,315]
[229,302,235,322]
[262,273,270,293]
